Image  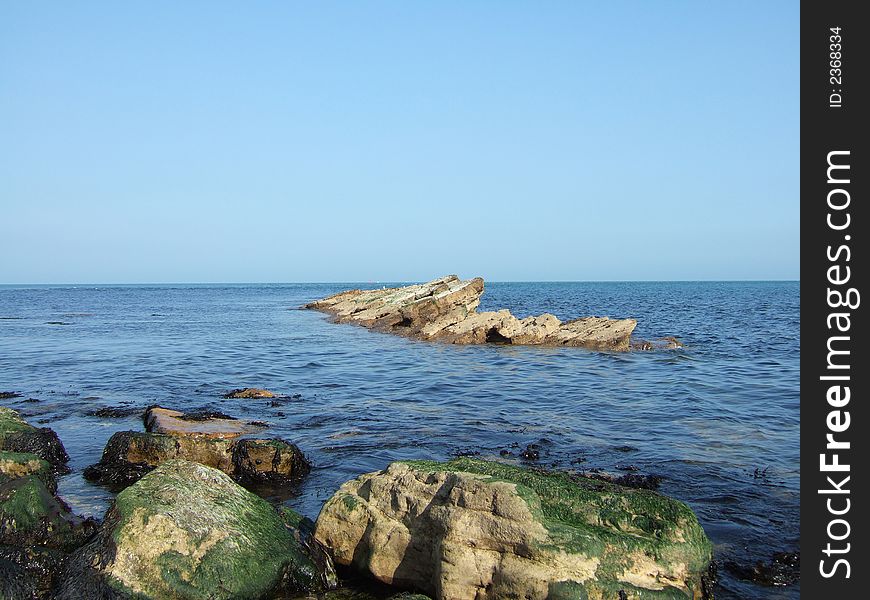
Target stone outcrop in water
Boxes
[305,275,638,351]
[58,460,335,599]
[224,388,276,399]
[0,407,70,473]
[145,406,265,438]
[314,458,712,600]
[84,407,310,490]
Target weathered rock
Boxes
[232,438,312,488]
[84,430,310,490]
[314,458,712,600]
[0,407,69,473]
[306,276,639,351]
[0,473,96,550]
[144,406,264,439]
[58,460,334,599]
[0,451,56,493]
[224,388,276,399]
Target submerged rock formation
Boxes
[85,407,309,490]
[314,458,712,600]
[58,460,335,599]
[305,275,639,351]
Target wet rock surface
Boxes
[84,416,310,492]
[58,460,335,600]
[224,388,276,399]
[0,408,70,473]
[144,406,264,438]
[306,275,642,351]
[314,458,712,600]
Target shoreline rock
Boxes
[84,423,310,492]
[0,407,70,473]
[58,460,335,599]
[305,275,643,351]
[314,458,712,600]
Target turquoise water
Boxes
[0,281,799,598]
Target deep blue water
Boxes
[0,281,799,599]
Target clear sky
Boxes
[1,2,798,283]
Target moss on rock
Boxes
[316,459,713,600]
[0,473,95,550]
[0,407,69,473]
[59,460,333,599]
[0,451,55,493]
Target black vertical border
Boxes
[801,0,867,595]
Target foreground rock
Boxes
[0,450,97,597]
[0,407,70,472]
[314,458,712,600]
[84,414,310,490]
[59,460,335,599]
[306,275,638,351]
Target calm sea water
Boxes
[0,281,799,599]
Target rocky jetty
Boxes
[305,275,639,351]
[84,406,310,490]
[314,458,712,600]
[57,460,335,599]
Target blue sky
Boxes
[0,2,798,283]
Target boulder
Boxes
[314,458,712,600]
[84,431,310,490]
[57,460,335,599]
[0,451,56,493]
[144,406,264,439]
[0,407,69,472]
[0,473,96,550]
[305,276,639,351]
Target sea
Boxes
[0,281,799,599]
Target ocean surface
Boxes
[0,281,799,599]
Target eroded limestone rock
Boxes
[58,460,335,599]
[306,276,639,351]
[314,458,712,600]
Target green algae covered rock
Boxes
[0,472,95,550]
[58,459,334,600]
[0,451,55,492]
[314,458,712,600]
[0,407,70,472]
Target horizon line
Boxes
[0,278,801,286]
